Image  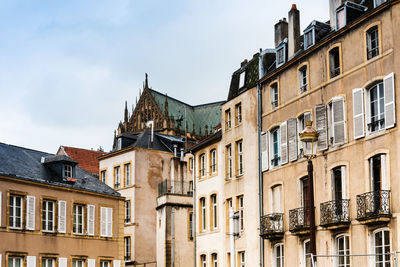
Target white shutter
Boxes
[384,73,396,129]
[0,254,1,267]
[26,196,35,230]
[280,122,288,165]
[107,208,113,237]
[332,97,346,145]
[58,200,66,233]
[27,256,36,267]
[297,179,303,207]
[113,260,120,267]
[303,112,313,155]
[341,166,347,199]
[315,104,328,151]
[269,131,274,169]
[59,258,67,267]
[352,88,365,139]
[100,207,107,237]
[288,118,298,162]
[87,205,95,236]
[381,154,388,190]
[88,259,95,267]
[261,132,269,171]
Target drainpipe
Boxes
[191,151,197,267]
[172,207,175,267]
[257,52,265,267]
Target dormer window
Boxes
[276,45,286,67]
[336,2,367,30]
[374,0,387,8]
[239,71,245,88]
[304,28,315,49]
[64,164,73,178]
[117,138,122,150]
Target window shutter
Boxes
[341,166,347,199]
[269,131,274,169]
[58,200,66,233]
[107,208,113,237]
[26,196,35,230]
[280,122,288,165]
[100,207,107,237]
[288,118,298,162]
[27,256,36,267]
[261,132,269,171]
[303,112,313,155]
[315,104,328,151]
[0,254,2,267]
[87,205,95,236]
[297,179,302,207]
[59,258,67,267]
[384,73,396,129]
[381,154,388,190]
[113,260,120,267]
[352,88,365,139]
[88,259,95,267]
[332,97,346,145]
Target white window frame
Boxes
[73,204,84,235]
[303,239,311,267]
[226,110,232,129]
[211,194,217,229]
[239,71,245,88]
[212,253,218,267]
[114,166,120,188]
[227,145,232,179]
[100,261,110,267]
[366,82,385,134]
[366,26,379,60]
[117,138,122,150]
[125,200,131,224]
[237,140,243,176]
[124,236,131,260]
[42,258,55,267]
[201,198,206,232]
[64,164,73,178]
[270,127,281,168]
[299,66,308,93]
[236,103,242,123]
[200,154,206,178]
[304,28,315,49]
[200,254,207,267]
[124,163,131,186]
[239,251,245,267]
[9,195,23,229]
[270,84,279,109]
[331,166,347,200]
[371,228,390,267]
[273,243,284,267]
[42,199,55,232]
[189,158,193,171]
[72,260,84,267]
[9,257,23,267]
[335,234,350,267]
[238,196,244,232]
[211,149,217,174]
[101,170,106,183]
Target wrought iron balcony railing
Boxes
[158,179,193,197]
[289,207,310,232]
[320,199,350,227]
[356,190,390,221]
[260,213,284,238]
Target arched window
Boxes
[210,194,218,229]
[335,234,350,267]
[366,25,380,60]
[372,229,390,267]
[273,243,284,267]
[200,254,207,267]
[200,197,206,232]
[302,239,311,267]
[211,253,218,267]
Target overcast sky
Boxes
[0,0,329,153]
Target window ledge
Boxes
[365,129,389,141]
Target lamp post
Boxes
[299,121,319,262]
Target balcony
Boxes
[260,213,284,239]
[357,190,391,224]
[289,207,310,234]
[320,200,350,229]
[158,179,193,197]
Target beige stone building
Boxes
[258,0,400,266]
[0,143,124,267]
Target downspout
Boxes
[258,51,265,267]
[191,151,197,267]
[172,207,175,267]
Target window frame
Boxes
[211,253,218,267]
[304,28,315,49]
[238,195,244,232]
[124,236,131,261]
[9,194,24,229]
[72,203,85,235]
[366,25,380,60]
[366,81,385,134]
[273,243,284,267]
[8,255,24,267]
[64,164,73,178]
[226,145,232,179]
[100,170,107,183]
[371,228,391,267]
[327,44,342,79]
[335,234,350,267]
[42,199,55,232]
[238,251,245,267]
[41,257,56,267]
[303,239,311,267]
[125,200,131,224]
[114,166,121,189]
[210,149,217,174]
[225,109,232,129]
[236,140,243,176]
[210,194,218,230]
[239,71,245,89]
[235,103,242,124]
[200,254,207,267]
[199,154,206,178]
[270,83,279,109]
[270,127,281,168]
[298,65,308,94]
[200,197,206,232]
[124,163,131,187]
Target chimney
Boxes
[329,0,346,28]
[173,144,177,157]
[274,18,288,48]
[288,4,301,59]
[180,148,184,161]
[241,59,248,67]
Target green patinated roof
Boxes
[148,88,224,136]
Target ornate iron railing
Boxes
[289,207,310,232]
[158,179,193,197]
[260,213,284,237]
[320,199,350,226]
[356,190,390,220]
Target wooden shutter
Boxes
[352,88,365,139]
[297,179,303,207]
[26,196,35,230]
[100,207,107,237]
[107,208,113,237]
[341,166,347,199]
[303,112,313,155]
[269,131,274,169]
[113,260,120,267]
[261,132,269,171]
[58,200,66,233]
[381,154,388,190]
[280,122,288,165]
[384,73,395,129]
[332,97,346,145]
[59,258,67,267]
[88,259,95,267]
[315,104,328,151]
[288,118,298,162]
[87,205,95,236]
[27,256,36,267]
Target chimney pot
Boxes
[292,4,297,9]
[274,18,289,47]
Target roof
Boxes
[0,143,119,197]
[148,88,224,136]
[188,130,222,152]
[58,146,106,175]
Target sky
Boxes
[0,0,329,153]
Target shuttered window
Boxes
[352,88,365,139]
[288,118,298,162]
[26,196,35,230]
[73,204,84,234]
[42,200,55,232]
[9,195,23,229]
[261,132,269,171]
[297,112,312,156]
[100,207,113,237]
[58,200,67,233]
[269,127,281,168]
[87,205,95,236]
[315,104,328,151]
[280,122,288,165]
[384,73,395,129]
[328,97,346,146]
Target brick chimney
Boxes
[274,18,288,48]
[288,4,301,59]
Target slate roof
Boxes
[58,146,106,175]
[148,88,224,136]
[0,143,120,197]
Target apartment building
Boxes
[259,0,400,266]
[0,143,124,267]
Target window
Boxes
[189,157,193,171]
[124,163,131,186]
[200,254,207,267]
[327,97,346,146]
[373,229,390,267]
[374,0,387,8]
[189,181,194,194]
[72,260,84,267]
[329,47,341,78]
[100,261,110,267]
[188,212,194,240]
[211,253,218,267]
[211,194,218,229]
[274,243,284,267]
[299,66,308,93]
[100,207,113,237]
[226,198,232,230]
[239,71,245,88]
[100,170,106,183]
[368,82,385,132]
[336,8,345,30]
[367,26,379,60]
[236,140,243,176]
[200,154,206,178]
[331,166,346,201]
[42,258,55,267]
[270,83,278,109]
[42,199,55,232]
[271,185,283,213]
[276,43,286,67]
[9,194,23,229]
[300,177,310,226]
[369,154,388,195]
[335,235,350,267]
[225,109,232,129]
[73,204,84,234]
[117,138,122,150]
[226,145,232,179]
[270,127,280,167]
[124,236,131,260]
[8,257,23,267]
[210,149,217,174]
[236,103,242,124]
[238,251,245,267]
[114,166,120,188]
[64,164,73,178]
[297,112,312,156]
[303,240,312,267]
[200,197,206,232]
[125,200,131,224]
[304,29,314,49]
[238,195,244,231]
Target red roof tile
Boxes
[60,146,106,175]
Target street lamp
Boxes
[299,121,319,263]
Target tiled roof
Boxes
[58,146,106,175]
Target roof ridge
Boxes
[63,145,105,154]
[0,142,52,155]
